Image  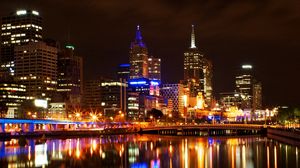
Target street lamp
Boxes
[168,113,172,124]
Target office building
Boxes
[14,41,57,100]
[148,57,161,81]
[252,82,262,110]
[100,79,127,116]
[161,84,185,118]
[1,9,43,76]
[129,25,148,79]
[83,80,101,110]
[56,44,83,106]
[117,63,130,81]
[235,65,254,109]
[183,25,213,106]
[219,92,242,109]
[0,75,26,118]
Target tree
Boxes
[278,106,300,124]
[0,102,8,118]
[148,108,163,119]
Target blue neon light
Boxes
[128,78,149,86]
[130,81,147,85]
[119,64,130,67]
[150,80,160,86]
[131,163,147,168]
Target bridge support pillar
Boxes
[44,124,50,131]
[29,123,34,132]
[64,124,69,130]
[0,123,5,133]
[21,123,26,132]
[52,124,57,130]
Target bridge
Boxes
[0,118,131,133]
[141,124,266,136]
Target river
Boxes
[0,135,299,168]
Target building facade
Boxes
[148,57,161,81]
[83,80,101,110]
[183,25,213,106]
[129,25,148,79]
[235,64,263,113]
[0,81,26,118]
[56,44,83,106]
[14,41,57,101]
[235,65,254,109]
[1,9,43,76]
[252,82,262,111]
[117,63,130,81]
[161,84,185,118]
[100,80,127,116]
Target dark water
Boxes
[0,135,299,168]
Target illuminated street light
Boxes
[75,113,80,117]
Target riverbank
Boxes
[267,128,300,146]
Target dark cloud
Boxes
[0,0,299,106]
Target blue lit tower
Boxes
[129,25,148,79]
[127,26,162,121]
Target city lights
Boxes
[16,10,27,15]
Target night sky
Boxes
[1,0,299,107]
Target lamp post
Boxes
[183,95,187,124]
[168,113,172,125]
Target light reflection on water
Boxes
[0,135,299,168]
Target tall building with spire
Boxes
[129,25,148,79]
[183,25,213,107]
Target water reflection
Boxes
[0,135,299,168]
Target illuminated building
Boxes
[183,25,213,106]
[56,44,83,107]
[235,64,254,109]
[14,41,57,101]
[235,64,262,112]
[117,63,130,81]
[252,82,262,111]
[161,84,185,118]
[0,76,26,118]
[127,78,162,120]
[100,80,127,116]
[219,92,242,108]
[0,9,43,76]
[127,26,163,120]
[148,57,161,81]
[48,102,66,119]
[83,80,101,109]
[129,25,148,79]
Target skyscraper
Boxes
[14,41,57,101]
[83,80,101,110]
[117,63,130,81]
[129,25,148,79]
[161,84,185,118]
[1,10,43,76]
[252,82,262,111]
[100,79,127,116]
[183,25,213,106]
[56,44,83,106]
[235,65,253,109]
[148,57,161,81]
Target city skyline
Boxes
[0,0,299,106]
